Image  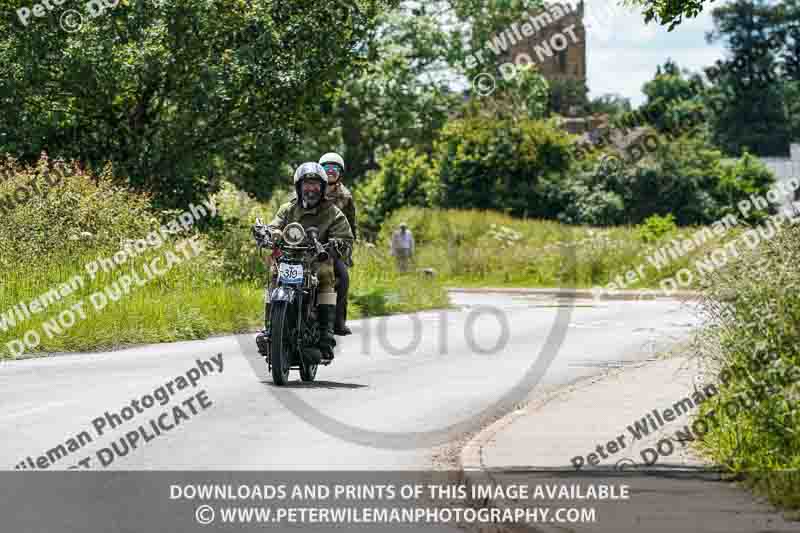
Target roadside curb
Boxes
[448,287,700,301]
[458,360,644,473]
[455,362,657,533]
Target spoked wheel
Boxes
[269,301,291,386]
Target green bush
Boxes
[637,213,677,243]
[0,155,156,268]
[432,116,575,218]
[353,114,582,233]
[568,132,775,226]
[355,114,769,231]
[204,182,289,282]
[555,175,627,226]
[350,287,390,317]
[714,151,776,223]
[353,147,438,238]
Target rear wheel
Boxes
[269,301,291,386]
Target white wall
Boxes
[759,143,800,209]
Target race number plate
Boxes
[278,263,304,284]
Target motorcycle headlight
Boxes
[283,223,306,246]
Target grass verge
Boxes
[693,222,800,512]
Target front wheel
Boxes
[300,360,318,382]
[269,301,291,386]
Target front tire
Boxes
[300,360,318,382]
[270,301,291,386]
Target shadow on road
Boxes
[260,380,368,390]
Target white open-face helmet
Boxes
[319,153,345,185]
[319,152,345,172]
[293,162,328,207]
[293,162,329,185]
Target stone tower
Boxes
[505,1,587,84]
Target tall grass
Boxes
[693,223,800,510]
[379,207,737,289]
[0,174,449,359]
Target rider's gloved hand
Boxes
[328,238,351,261]
[252,225,271,247]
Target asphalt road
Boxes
[1,291,700,472]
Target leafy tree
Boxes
[567,130,774,226]
[291,0,552,183]
[548,79,590,116]
[627,0,714,29]
[778,0,800,79]
[588,93,632,118]
[706,0,791,156]
[432,116,575,218]
[353,147,439,237]
[459,66,550,121]
[299,3,462,180]
[603,60,707,139]
[649,62,709,132]
[0,0,392,208]
[784,80,800,139]
[643,60,699,104]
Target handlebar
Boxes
[252,222,329,262]
[312,236,329,262]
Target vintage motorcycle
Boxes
[252,219,333,386]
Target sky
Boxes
[585,1,727,106]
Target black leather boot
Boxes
[333,259,351,336]
[317,304,337,360]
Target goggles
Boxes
[322,163,343,179]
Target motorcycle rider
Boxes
[318,152,357,336]
[258,162,354,360]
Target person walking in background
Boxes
[390,223,414,272]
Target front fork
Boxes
[258,269,319,362]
